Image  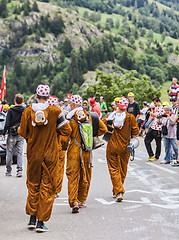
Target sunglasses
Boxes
[171,100,176,102]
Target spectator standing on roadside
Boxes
[111,101,117,111]
[114,97,120,105]
[2,94,25,177]
[0,100,7,112]
[59,101,64,108]
[169,78,179,100]
[100,96,107,119]
[90,98,101,118]
[171,101,179,166]
[2,104,10,116]
[159,105,178,164]
[82,100,89,111]
[137,101,148,130]
[62,98,71,111]
[170,96,178,115]
[127,92,140,121]
[145,97,164,161]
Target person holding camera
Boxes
[145,97,165,161]
[2,94,25,177]
[159,105,178,164]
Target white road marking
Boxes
[140,197,151,204]
[155,189,179,194]
[95,198,179,209]
[134,157,142,161]
[124,205,141,210]
[126,190,152,194]
[150,204,179,209]
[95,198,115,205]
[161,196,179,203]
[123,200,146,204]
[146,162,177,174]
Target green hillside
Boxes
[0,0,178,103]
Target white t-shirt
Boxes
[139,107,148,121]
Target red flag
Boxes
[1,66,6,100]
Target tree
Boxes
[119,48,134,70]
[115,19,120,29]
[105,18,114,30]
[22,0,31,16]
[14,58,22,77]
[50,15,65,37]
[150,67,165,84]
[83,71,160,108]
[62,37,72,57]
[0,0,8,18]
[129,36,135,44]
[147,29,154,40]
[32,1,39,12]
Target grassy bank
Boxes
[160,81,171,103]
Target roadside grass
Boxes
[161,81,171,103]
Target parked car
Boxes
[0,112,17,165]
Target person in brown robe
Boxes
[18,85,71,232]
[65,95,108,213]
[47,96,68,197]
[55,135,68,196]
[104,97,139,202]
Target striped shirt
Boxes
[170,84,179,97]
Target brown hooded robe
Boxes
[66,110,107,207]
[104,112,139,196]
[18,105,71,221]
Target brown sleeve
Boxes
[61,135,71,151]
[130,114,140,136]
[98,119,108,136]
[102,114,108,126]
[18,108,30,139]
[58,123,72,137]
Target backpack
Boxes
[72,118,93,152]
[79,120,93,151]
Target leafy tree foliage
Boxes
[49,15,65,37]
[83,70,160,108]
[32,1,40,12]
[0,0,8,18]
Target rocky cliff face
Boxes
[0,1,103,67]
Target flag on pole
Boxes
[1,66,6,100]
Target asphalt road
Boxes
[0,137,179,240]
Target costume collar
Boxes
[66,107,83,119]
[32,101,49,111]
[107,111,116,121]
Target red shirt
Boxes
[92,104,101,117]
